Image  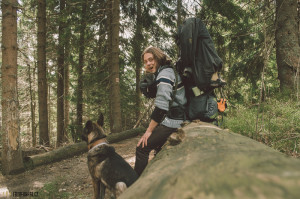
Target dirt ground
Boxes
[0,135,142,199]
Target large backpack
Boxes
[175,18,225,122]
[176,17,223,91]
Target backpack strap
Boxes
[158,64,187,121]
[168,65,187,121]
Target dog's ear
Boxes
[97,113,104,127]
[85,120,94,132]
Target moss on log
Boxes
[24,127,145,170]
[107,127,145,143]
[120,122,300,199]
[23,141,87,170]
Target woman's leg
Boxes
[134,125,176,176]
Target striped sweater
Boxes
[155,66,187,128]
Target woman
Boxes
[134,46,187,176]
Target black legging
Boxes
[134,125,176,176]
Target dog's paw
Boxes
[114,182,127,198]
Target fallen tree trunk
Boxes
[106,127,145,143]
[24,141,87,170]
[24,127,145,170]
[120,121,300,199]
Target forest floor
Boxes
[0,135,142,199]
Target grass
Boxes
[35,177,93,199]
[36,178,71,199]
[223,98,300,157]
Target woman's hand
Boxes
[137,130,152,148]
[137,119,158,148]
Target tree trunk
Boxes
[120,122,300,199]
[106,127,144,143]
[64,7,72,142]
[109,0,122,133]
[133,0,143,122]
[296,0,300,99]
[298,0,300,46]
[76,0,87,139]
[24,142,87,170]
[64,51,70,141]
[24,127,145,170]
[176,0,182,56]
[177,0,182,26]
[28,63,37,147]
[275,0,300,95]
[1,0,25,175]
[106,0,113,131]
[57,0,66,147]
[37,0,50,146]
[48,84,52,137]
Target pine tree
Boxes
[275,0,300,95]
[1,0,25,174]
[57,0,66,146]
[109,0,122,133]
[37,0,50,146]
[76,0,88,137]
[132,0,143,122]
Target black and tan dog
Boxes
[82,115,138,199]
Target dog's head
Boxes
[82,118,106,144]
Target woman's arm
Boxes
[137,119,158,148]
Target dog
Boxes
[82,114,138,199]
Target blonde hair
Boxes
[142,46,172,67]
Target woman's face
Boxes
[143,53,158,73]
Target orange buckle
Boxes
[217,98,227,112]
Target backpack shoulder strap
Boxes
[168,65,187,120]
[158,64,184,112]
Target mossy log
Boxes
[23,141,87,170]
[106,127,145,143]
[24,127,145,170]
[120,122,300,199]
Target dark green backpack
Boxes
[187,91,218,122]
[174,18,225,122]
[175,17,224,91]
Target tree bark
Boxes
[298,0,300,46]
[177,0,182,26]
[1,0,25,175]
[28,63,37,147]
[133,0,143,122]
[24,142,88,170]
[120,122,300,199]
[76,0,88,139]
[56,0,66,147]
[106,0,113,130]
[176,0,182,56]
[24,127,145,170]
[64,46,70,141]
[64,3,72,142]
[37,0,50,146]
[109,0,122,133]
[106,127,145,143]
[275,0,300,95]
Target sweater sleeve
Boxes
[154,68,175,111]
[150,106,168,123]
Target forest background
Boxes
[1,0,300,174]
